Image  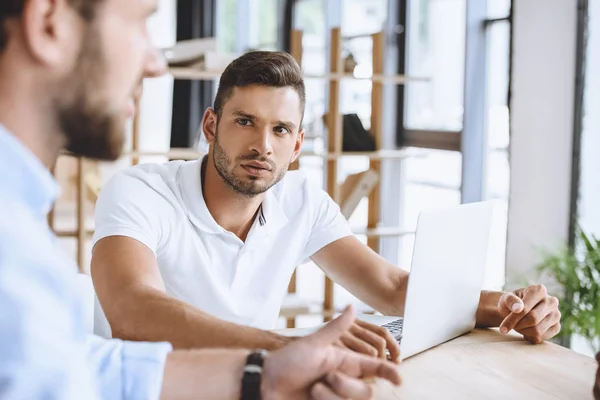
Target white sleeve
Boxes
[301,188,353,260]
[92,170,167,255]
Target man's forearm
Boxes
[109,285,289,351]
[161,349,248,400]
[475,291,504,328]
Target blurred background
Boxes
[50,0,599,357]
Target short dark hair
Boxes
[213,51,306,120]
[0,0,101,52]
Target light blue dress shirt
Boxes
[0,125,173,400]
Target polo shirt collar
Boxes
[179,156,288,236]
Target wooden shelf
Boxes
[117,148,423,161]
[304,72,428,85]
[169,67,428,85]
[55,229,94,238]
[169,67,222,80]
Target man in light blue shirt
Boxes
[0,0,401,399]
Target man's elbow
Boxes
[98,291,149,342]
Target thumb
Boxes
[307,305,355,346]
[500,292,524,313]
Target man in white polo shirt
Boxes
[92,51,562,361]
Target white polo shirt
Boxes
[93,158,352,329]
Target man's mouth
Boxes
[242,160,272,171]
[241,161,273,177]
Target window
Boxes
[405,0,466,131]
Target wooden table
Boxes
[374,328,597,399]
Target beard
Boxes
[56,23,127,161]
[212,127,289,197]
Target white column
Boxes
[506,0,577,287]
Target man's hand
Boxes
[594,352,600,400]
[262,306,401,400]
[335,319,401,363]
[497,284,561,344]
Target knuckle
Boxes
[532,311,544,325]
[550,296,560,307]
[555,309,562,321]
[535,284,547,295]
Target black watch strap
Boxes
[241,349,268,400]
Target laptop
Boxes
[275,201,494,360]
[358,201,494,359]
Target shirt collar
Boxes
[179,156,288,235]
[0,125,60,217]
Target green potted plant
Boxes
[537,229,600,353]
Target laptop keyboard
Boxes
[382,318,403,340]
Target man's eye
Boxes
[237,119,252,126]
[274,126,290,135]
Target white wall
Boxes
[506,0,577,287]
[579,0,600,237]
[139,0,177,153]
[572,0,600,358]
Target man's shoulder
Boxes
[274,170,321,196]
[112,159,187,185]
[0,198,66,272]
[100,159,192,202]
[272,170,332,211]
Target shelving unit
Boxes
[119,148,418,161]
[169,67,423,85]
[51,27,419,325]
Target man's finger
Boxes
[309,382,344,400]
[523,322,561,344]
[350,324,387,358]
[340,332,379,357]
[324,371,373,400]
[514,299,560,332]
[499,286,547,334]
[499,292,524,315]
[518,313,558,343]
[499,310,524,335]
[309,306,356,346]
[335,349,401,385]
[355,320,402,363]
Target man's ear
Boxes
[22,0,83,67]
[202,108,218,145]
[290,128,305,163]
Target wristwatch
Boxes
[241,349,268,400]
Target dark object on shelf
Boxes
[324,113,376,152]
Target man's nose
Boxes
[144,46,168,78]
[250,128,274,156]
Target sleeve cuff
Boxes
[121,341,173,400]
[92,227,157,256]
[301,223,353,261]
